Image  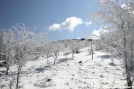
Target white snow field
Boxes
[0,47,127,89]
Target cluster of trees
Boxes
[38,39,89,64]
[91,0,134,88]
[0,24,48,89]
[0,24,92,88]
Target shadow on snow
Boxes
[57,58,72,64]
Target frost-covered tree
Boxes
[63,47,70,59]
[0,24,49,89]
[91,0,134,88]
[85,31,94,59]
[68,40,81,59]
[36,36,52,63]
[62,40,72,59]
[52,42,64,64]
[0,29,16,75]
[12,24,39,89]
[40,43,52,63]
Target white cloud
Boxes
[85,21,92,26]
[100,0,110,3]
[48,17,83,31]
[49,24,60,31]
[92,30,101,37]
[76,37,81,39]
[91,27,109,39]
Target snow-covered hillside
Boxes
[0,47,126,89]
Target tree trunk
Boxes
[54,53,57,65]
[72,53,74,59]
[16,65,22,89]
[127,73,132,89]
[91,41,93,59]
[122,25,133,89]
[6,66,9,75]
[130,29,133,70]
[5,57,9,75]
[65,54,67,59]
[92,49,93,59]
[47,53,49,64]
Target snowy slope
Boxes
[0,47,126,89]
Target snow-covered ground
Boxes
[0,47,127,89]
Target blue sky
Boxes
[0,0,102,42]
